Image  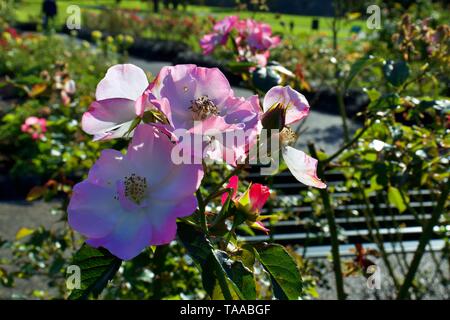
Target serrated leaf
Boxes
[68,244,122,300]
[228,258,256,299]
[256,244,303,300]
[177,223,225,298]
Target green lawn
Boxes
[14,0,366,37]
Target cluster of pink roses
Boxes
[200,16,280,66]
[68,63,325,260]
[21,116,47,140]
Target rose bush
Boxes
[65,63,325,303]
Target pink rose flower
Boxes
[200,16,237,55]
[213,15,238,35]
[21,116,47,140]
[68,124,204,260]
[262,86,326,189]
[237,19,281,52]
[148,64,262,165]
[82,64,151,141]
[221,175,270,233]
[200,33,224,55]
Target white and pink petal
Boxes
[282,146,326,189]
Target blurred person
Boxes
[42,0,57,30]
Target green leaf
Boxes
[388,186,408,213]
[68,244,122,300]
[368,93,401,112]
[364,88,381,102]
[202,251,241,300]
[256,244,303,300]
[178,223,225,298]
[177,223,255,300]
[239,244,256,271]
[344,56,383,91]
[383,60,410,87]
[177,222,211,264]
[214,250,256,300]
[228,258,256,299]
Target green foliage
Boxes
[256,244,303,300]
[387,186,408,213]
[383,60,410,87]
[68,244,122,300]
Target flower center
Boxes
[279,127,297,146]
[189,95,219,121]
[123,173,147,204]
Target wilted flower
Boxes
[68,124,204,260]
[21,116,47,140]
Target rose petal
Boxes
[68,181,120,239]
[263,86,310,125]
[86,213,152,260]
[282,146,327,189]
[249,183,270,212]
[82,98,137,141]
[221,175,239,205]
[96,64,149,101]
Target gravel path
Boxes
[314,252,449,300]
